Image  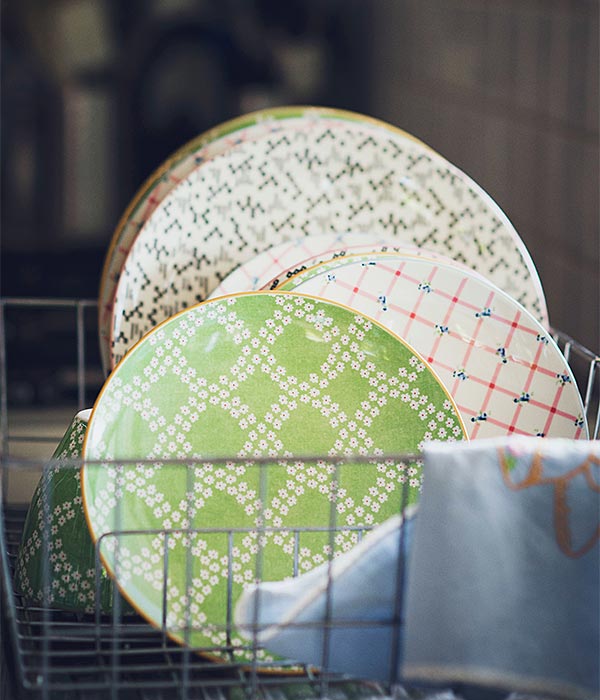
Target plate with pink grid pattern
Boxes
[275,253,586,439]
[208,232,397,297]
[209,232,481,299]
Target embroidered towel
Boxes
[403,437,599,700]
[234,438,598,697]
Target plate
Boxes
[99,108,301,374]
[209,232,477,299]
[108,108,547,370]
[209,232,402,297]
[246,234,479,298]
[82,292,466,663]
[15,409,132,614]
[99,106,437,374]
[277,253,586,439]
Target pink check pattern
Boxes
[279,255,585,440]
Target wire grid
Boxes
[2,460,413,700]
[1,297,599,700]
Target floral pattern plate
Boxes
[276,254,586,440]
[15,410,133,614]
[108,109,548,370]
[83,292,466,663]
[99,106,436,374]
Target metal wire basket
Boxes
[1,297,599,700]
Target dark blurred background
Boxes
[1,0,598,407]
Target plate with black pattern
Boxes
[99,108,321,374]
[109,108,548,370]
[99,107,434,373]
[83,292,466,663]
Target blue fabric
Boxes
[235,510,416,680]
[403,437,599,700]
[234,438,599,700]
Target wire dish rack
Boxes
[1,297,599,700]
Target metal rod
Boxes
[293,530,300,577]
[111,536,122,700]
[0,298,12,635]
[95,530,105,660]
[0,476,29,691]
[550,326,599,362]
[41,463,52,700]
[0,304,9,462]
[249,459,269,700]
[582,358,599,439]
[181,461,194,700]
[319,461,340,698]
[5,435,63,444]
[2,452,422,470]
[76,302,86,409]
[162,532,170,638]
[112,463,125,700]
[387,461,412,689]
[0,297,97,309]
[226,530,234,649]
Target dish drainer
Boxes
[1,296,598,700]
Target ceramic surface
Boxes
[99,109,298,373]
[108,110,547,370]
[210,233,479,299]
[99,106,437,373]
[278,254,586,440]
[210,232,408,297]
[83,292,465,663]
[14,410,132,614]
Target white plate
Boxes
[210,232,483,298]
[278,253,586,439]
[210,232,413,297]
[109,110,548,370]
[101,107,431,372]
[98,108,322,373]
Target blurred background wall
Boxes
[368,0,599,355]
[1,0,598,396]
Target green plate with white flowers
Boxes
[82,292,466,664]
[15,410,132,614]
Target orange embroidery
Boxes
[498,448,600,559]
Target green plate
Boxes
[15,410,131,614]
[82,292,466,663]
